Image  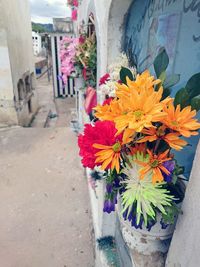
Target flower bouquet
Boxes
[78,48,200,232]
[75,33,97,88]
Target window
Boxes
[17,79,24,101]
[28,99,32,113]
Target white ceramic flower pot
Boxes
[118,204,176,267]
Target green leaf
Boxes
[161,204,180,225]
[185,73,200,98]
[163,74,180,89]
[120,67,134,85]
[191,95,200,111]
[159,71,166,83]
[174,87,190,108]
[162,88,171,100]
[153,48,169,78]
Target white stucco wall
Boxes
[77,0,133,239]
[0,31,18,125]
[0,0,38,126]
[166,141,200,267]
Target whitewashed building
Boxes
[0,0,38,127]
[32,31,42,56]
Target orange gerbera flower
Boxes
[114,84,165,133]
[115,72,165,134]
[116,70,161,98]
[94,98,124,122]
[137,149,172,184]
[93,142,122,173]
[137,126,187,150]
[162,102,200,137]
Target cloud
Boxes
[29,0,71,23]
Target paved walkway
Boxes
[0,75,95,267]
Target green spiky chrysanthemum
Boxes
[121,152,175,226]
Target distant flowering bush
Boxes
[78,48,200,231]
[60,37,79,84]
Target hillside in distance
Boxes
[32,22,53,33]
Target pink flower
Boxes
[73,0,79,7]
[79,35,85,44]
[84,87,97,115]
[59,37,79,84]
[71,9,77,21]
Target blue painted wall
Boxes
[123,0,200,177]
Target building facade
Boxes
[0,0,38,127]
[32,31,42,56]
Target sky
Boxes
[29,0,71,24]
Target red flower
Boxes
[103,97,114,106]
[78,124,100,169]
[99,73,110,86]
[79,35,85,44]
[78,121,123,170]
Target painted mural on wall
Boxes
[124,0,200,177]
[147,13,181,72]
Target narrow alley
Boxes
[0,74,95,267]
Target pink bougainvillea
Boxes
[60,37,79,84]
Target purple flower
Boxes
[106,184,113,194]
[122,205,156,231]
[123,208,143,229]
[162,161,175,183]
[160,219,169,229]
[103,197,117,214]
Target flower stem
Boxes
[154,139,161,154]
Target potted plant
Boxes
[78,49,200,266]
